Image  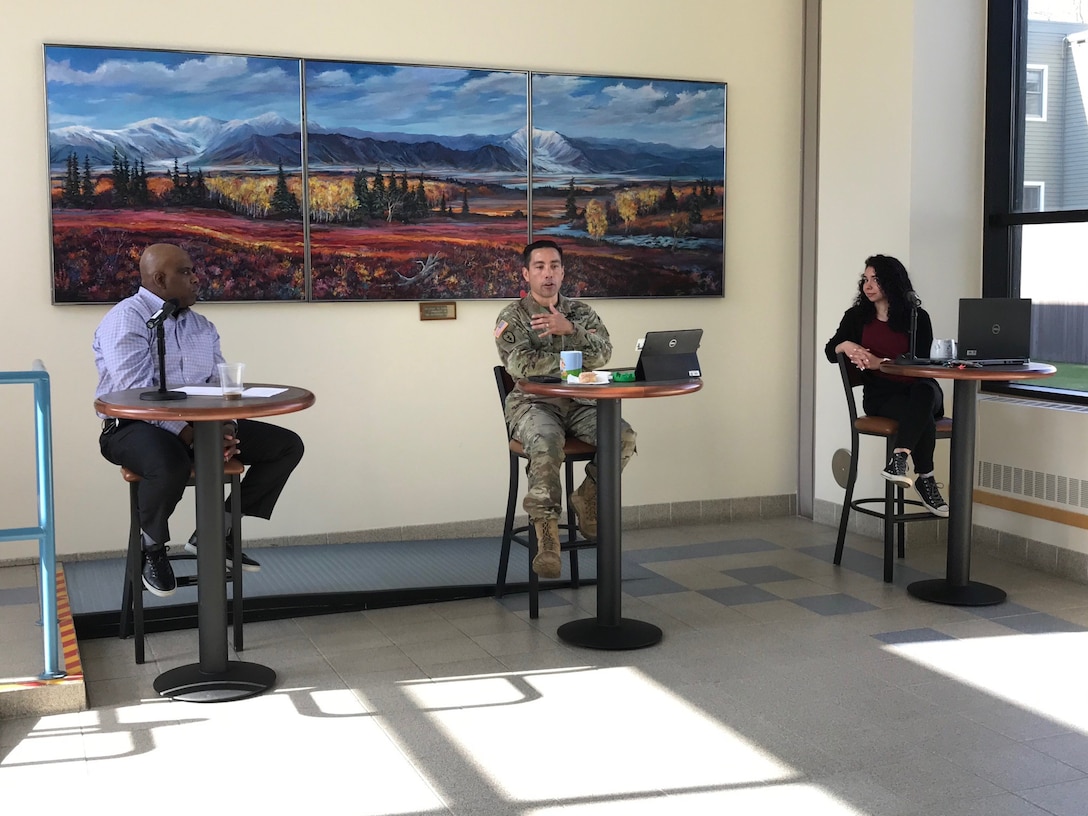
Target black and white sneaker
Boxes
[185,531,261,572]
[142,545,177,597]
[881,451,913,488]
[915,475,950,517]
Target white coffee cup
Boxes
[217,362,245,399]
[929,339,958,360]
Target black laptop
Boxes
[631,329,703,381]
[956,298,1032,365]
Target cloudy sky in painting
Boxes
[532,73,725,150]
[45,47,301,128]
[44,47,725,150]
[305,62,527,136]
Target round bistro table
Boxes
[518,377,703,649]
[878,362,1054,606]
[95,384,315,701]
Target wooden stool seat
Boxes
[508,438,597,458]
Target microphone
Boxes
[146,298,179,329]
[905,290,922,308]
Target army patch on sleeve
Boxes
[494,319,509,338]
[502,331,516,344]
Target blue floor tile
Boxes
[723,566,798,584]
[699,585,781,606]
[792,593,879,616]
[0,587,39,607]
[873,627,956,644]
[991,613,1088,634]
[623,575,689,597]
[967,601,1037,620]
[798,544,934,586]
[631,538,781,564]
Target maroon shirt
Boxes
[861,319,913,383]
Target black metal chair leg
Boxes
[119,480,140,642]
[835,456,858,565]
[230,473,243,653]
[564,458,582,588]
[495,453,520,599]
[883,477,895,583]
[528,525,540,620]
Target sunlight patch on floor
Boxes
[399,665,812,806]
[887,631,1088,730]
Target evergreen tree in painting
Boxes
[81,156,95,207]
[564,178,578,220]
[662,179,677,212]
[270,161,301,219]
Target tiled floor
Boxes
[5,516,1088,815]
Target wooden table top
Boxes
[95,384,315,422]
[879,361,1056,381]
[518,378,703,400]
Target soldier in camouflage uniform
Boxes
[494,240,637,579]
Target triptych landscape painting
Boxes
[45,46,726,303]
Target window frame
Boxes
[983,0,1088,405]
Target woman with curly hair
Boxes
[824,254,948,517]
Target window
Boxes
[1025,65,1047,120]
[1023,181,1044,210]
[984,0,1088,402]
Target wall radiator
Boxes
[975,395,1088,527]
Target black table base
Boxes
[558,619,662,650]
[907,579,1006,606]
[153,661,276,702]
[151,420,276,701]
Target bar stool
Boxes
[493,366,597,618]
[834,353,953,582]
[118,458,245,663]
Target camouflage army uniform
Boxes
[495,293,637,521]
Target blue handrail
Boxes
[0,362,63,679]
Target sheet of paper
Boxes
[177,386,222,396]
[176,386,287,398]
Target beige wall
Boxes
[0,0,804,559]
[813,0,986,511]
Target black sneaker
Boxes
[916,475,949,517]
[142,545,177,597]
[185,531,261,572]
[881,451,913,488]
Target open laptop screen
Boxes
[957,298,1031,365]
[635,329,703,381]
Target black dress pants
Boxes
[100,419,304,547]
[863,379,943,474]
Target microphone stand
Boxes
[896,297,921,364]
[140,319,187,401]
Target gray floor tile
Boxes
[873,627,957,644]
[723,565,800,583]
[792,593,880,616]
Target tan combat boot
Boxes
[569,477,598,540]
[531,517,562,579]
